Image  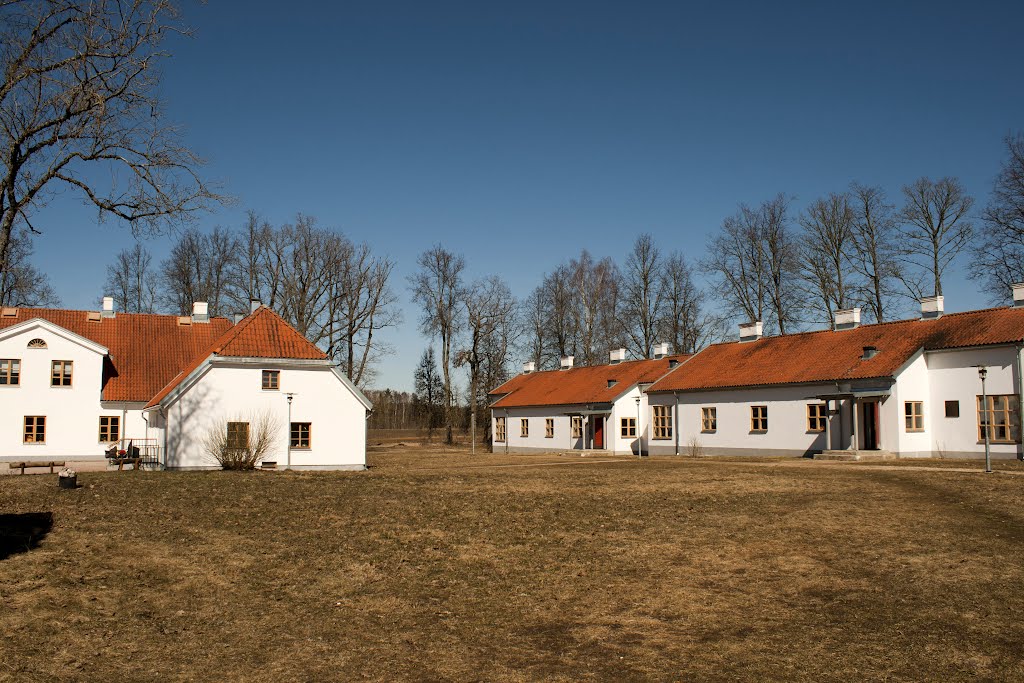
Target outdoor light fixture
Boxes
[285,393,295,470]
[976,366,992,473]
[635,395,642,458]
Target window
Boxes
[262,370,280,390]
[23,416,45,444]
[50,360,72,387]
[571,416,582,439]
[701,407,717,432]
[0,358,19,385]
[98,416,120,443]
[545,418,554,438]
[652,405,672,440]
[904,401,924,432]
[27,338,46,349]
[945,400,960,418]
[977,395,1020,444]
[807,403,827,432]
[290,422,311,448]
[226,422,250,450]
[621,417,636,438]
[520,418,529,438]
[495,417,506,443]
[750,405,768,432]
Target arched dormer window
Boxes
[27,338,47,349]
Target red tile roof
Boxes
[0,305,327,405]
[0,308,233,402]
[144,306,327,408]
[489,355,689,408]
[648,306,1024,393]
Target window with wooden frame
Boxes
[977,395,1020,444]
[945,400,960,418]
[23,416,45,444]
[806,403,827,432]
[652,405,672,440]
[904,401,924,432]
[0,358,19,385]
[98,416,120,443]
[621,417,637,438]
[750,405,768,432]
[290,422,311,448]
[520,418,529,438]
[262,370,280,390]
[226,422,250,450]
[701,407,717,432]
[495,417,506,442]
[50,360,72,387]
[545,418,554,438]
[571,416,582,439]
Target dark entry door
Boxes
[594,417,605,449]
[862,402,878,450]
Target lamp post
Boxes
[285,393,294,470]
[635,395,642,458]
[978,367,992,474]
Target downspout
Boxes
[504,409,508,455]
[673,391,679,456]
[121,404,128,451]
[1017,344,1023,461]
[142,411,150,463]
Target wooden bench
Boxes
[8,461,65,475]
[108,457,143,471]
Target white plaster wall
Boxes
[162,363,367,470]
[0,324,109,460]
[924,346,1020,458]
[891,352,932,456]
[647,385,832,456]
[491,406,583,453]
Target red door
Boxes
[594,417,605,449]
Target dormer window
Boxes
[27,338,47,349]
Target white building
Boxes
[645,295,1024,460]
[488,345,687,455]
[0,300,370,470]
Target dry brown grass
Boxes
[2,451,1023,681]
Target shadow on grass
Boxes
[0,512,54,560]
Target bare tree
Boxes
[849,183,902,322]
[160,227,237,316]
[620,234,664,358]
[970,134,1024,303]
[796,193,856,326]
[541,264,577,363]
[226,211,274,311]
[326,241,401,387]
[0,228,57,307]
[898,177,974,298]
[570,250,620,365]
[704,195,798,334]
[658,251,713,354]
[521,287,547,369]
[0,0,221,283]
[409,246,465,444]
[456,276,516,450]
[102,243,157,313]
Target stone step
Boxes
[815,450,896,461]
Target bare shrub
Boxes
[686,435,704,458]
[203,411,281,470]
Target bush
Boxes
[203,411,281,470]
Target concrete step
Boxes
[815,450,896,461]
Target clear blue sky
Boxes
[26,0,1024,390]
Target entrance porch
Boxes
[811,389,891,459]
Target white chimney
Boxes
[250,299,261,314]
[833,308,861,331]
[920,296,944,320]
[560,355,574,370]
[101,296,115,318]
[1012,283,1024,307]
[609,348,627,364]
[653,342,669,359]
[739,321,763,342]
[522,361,536,374]
[192,301,209,323]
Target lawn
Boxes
[2,452,1023,682]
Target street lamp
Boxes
[978,366,992,474]
[285,393,294,470]
[635,395,642,458]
